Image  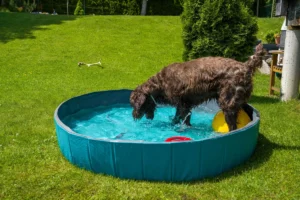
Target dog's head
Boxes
[254,43,267,67]
[130,89,156,120]
[249,43,267,68]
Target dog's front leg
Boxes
[172,107,181,124]
[145,108,155,119]
[224,110,238,131]
[242,104,253,120]
[181,108,192,126]
[172,105,192,126]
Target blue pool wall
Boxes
[54,89,260,182]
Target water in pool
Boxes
[63,104,220,142]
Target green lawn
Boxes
[1,12,300,199]
[256,17,285,43]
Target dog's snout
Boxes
[146,112,154,120]
[132,110,143,120]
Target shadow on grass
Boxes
[0,12,76,43]
[249,95,281,104]
[192,133,300,184]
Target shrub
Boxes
[23,0,36,12]
[147,0,183,15]
[8,0,36,12]
[0,6,11,12]
[74,0,84,15]
[18,0,185,15]
[86,0,140,15]
[123,0,141,15]
[8,0,17,11]
[265,30,280,44]
[181,0,258,61]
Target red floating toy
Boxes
[165,136,192,142]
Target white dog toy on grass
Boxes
[78,61,102,67]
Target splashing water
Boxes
[62,104,219,142]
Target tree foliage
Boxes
[86,0,140,15]
[181,0,258,61]
[146,0,183,15]
[4,0,188,15]
[23,0,36,12]
[8,0,36,12]
[1,0,269,17]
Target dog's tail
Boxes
[244,43,266,73]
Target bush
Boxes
[85,0,183,15]
[123,0,141,15]
[181,0,258,61]
[23,0,36,12]
[74,0,84,15]
[86,0,140,15]
[8,0,36,12]
[147,0,183,15]
[0,6,10,12]
[8,0,17,11]
[265,30,280,44]
[18,0,185,15]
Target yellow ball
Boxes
[212,109,251,134]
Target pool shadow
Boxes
[248,95,281,104]
[108,132,299,185]
[249,93,300,104]
[191,132,300,184]
[0,12,76,43]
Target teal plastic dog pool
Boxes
[54,89,260,182]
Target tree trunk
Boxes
[67,0,69,16]
[83,0,85,15]
[1,0,5,7]
[256,0,259,17]
[141,0,147,15]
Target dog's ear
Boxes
[130,91,146,110]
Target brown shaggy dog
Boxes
[130,44,265,131]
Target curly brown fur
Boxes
[130,44,265,131]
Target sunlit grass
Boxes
[0,12,299,199]
[257,16,284,43]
